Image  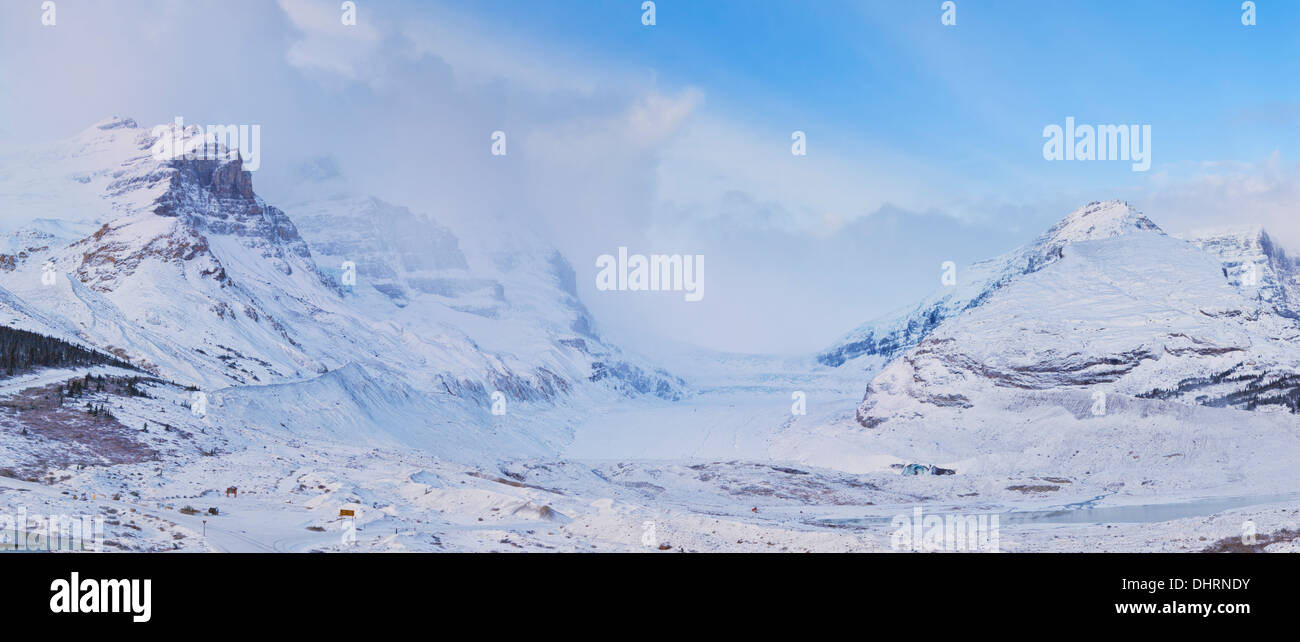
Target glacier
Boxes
[3,123,1300,553]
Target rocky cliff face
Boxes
[0,118,683,409]
[1182,226,1300,319]
[290,195,470,308]
[285,190,682,401]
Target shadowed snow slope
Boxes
[818,201,1162,367]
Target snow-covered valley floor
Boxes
[2,357,1298,553]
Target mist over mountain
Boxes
[4,1,1300,559]
[0,118,681,461]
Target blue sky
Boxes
[460,0,1300,196]
[2,1,1299,354]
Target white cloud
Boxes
[279,0,384,81]
[0,0,1120,354]
[262,0,989,353]
[1133,151,1300,250]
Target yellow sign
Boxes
[339,509,355,517]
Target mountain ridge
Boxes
[845,203,1300,430]
[818,200,1164,367]
[0,118,683,453]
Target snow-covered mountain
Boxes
[818,201,1162,367]
[0,117,347,385]
[282,178,684,403]
[6,131,1300,552]
[0,118,680,458]
[1181,225,1300,319]
[846,201,1300,430]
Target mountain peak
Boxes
[1038,200,1161,246]
[817,200,1166,367]
[89,116,139,132]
